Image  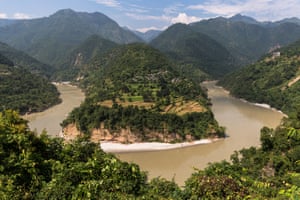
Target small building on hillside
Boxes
[272,51,281,59]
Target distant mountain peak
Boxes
[229,14,258,24]
[50,9,78,19]
[53,8,76,15]
[277,17,300,25]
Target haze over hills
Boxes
[0,10,300,80]
[0,9,142,68]
[190,15,300,67]
[0,19,17,27]
[133,30,162,43]
[0,42,54,77]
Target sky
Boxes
[1,0,300,32]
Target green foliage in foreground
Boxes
[1,110,300,199]
[0,64,61,115]
[0,110,182,199]
[62,103,225,141]
[184,113,300,199]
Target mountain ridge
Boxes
[0,9,142,68]
[150,23,237,78]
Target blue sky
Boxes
[1,0,300,32]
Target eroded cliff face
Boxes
[62,123,189,143]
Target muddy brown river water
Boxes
[116,81,284,185]
[24,82,284,186]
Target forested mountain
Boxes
[62,43,225,142]
[0,42,53,77]
[0,51,14,66]
[0,53,61,114]
[275,17,300,26]
[0,9,142,68]
[219,39,300,117]
[190,16,300,67]
[150,23,237,78]
[229,14,260,24]
[54,35,118,81]
[0,19,17,27]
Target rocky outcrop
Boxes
[62,123,189,143]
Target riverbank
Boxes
[101,138,223,153]
[23,83,85,136]
[207,81,288,117]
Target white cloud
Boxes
[126,12,170,22]
[171,13,201,24]
[188,0,300,21]
[13,13,30,19]
[0,13,8,19]
[136,26,168,33]
[95,0,120,8]
[126,12,200,25]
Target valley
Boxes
[22,81,284,186]
[1,8,300,199]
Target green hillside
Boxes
[0,54,61,114]
[0,42,53,77]
[219,39,300,117]
[150,23,236,78]
[54,35,118,81]
[62,43,225,142]
[191,17,300,67]
[0,9,142,68]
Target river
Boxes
[23,83,85,137]
[24,82,284,186]
[115,81,284,185]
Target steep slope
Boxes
[150,23,236,78]
[0,54,61,114]
[0,9,142,68]
[62,43,225,142]
[54,35,118,80]
[229,14,260,24]
[191,17,300,67]
[219,39,300,116]
[0,42,53,77]
[0,19,17,27]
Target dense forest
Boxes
[62,103,224,142]
[0,53,61,115]
[1,108,300,199]
[220,39,300,117]
[62,43,225,142]
[150,23,237,78]
[0,42,54,77]
[53,35,118,81]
